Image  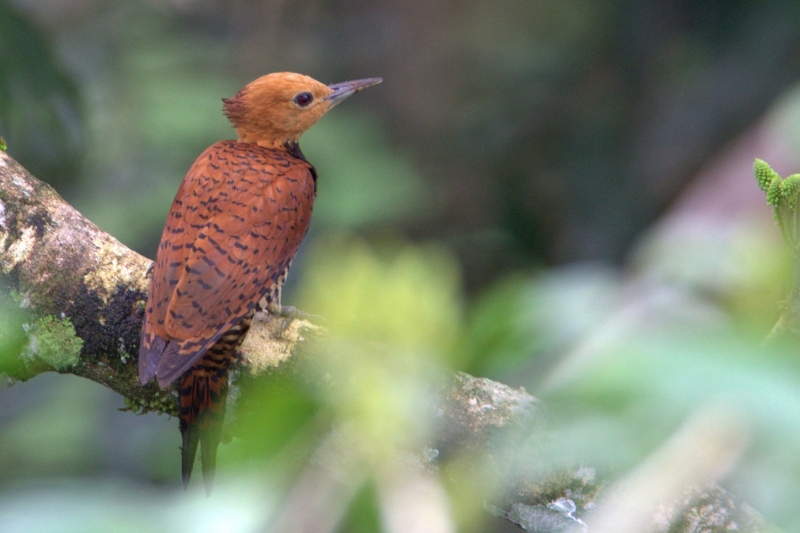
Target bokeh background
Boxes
[4,0,800,531]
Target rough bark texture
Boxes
[0,149,162,400]
[0,151,777,532]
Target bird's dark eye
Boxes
[293,92,314,107]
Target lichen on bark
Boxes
[22,314,83,370]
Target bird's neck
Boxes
[283,140,309,163]
[235,124,304,151]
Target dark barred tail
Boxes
[179,364,230,495]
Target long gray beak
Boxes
[326,77,383,106]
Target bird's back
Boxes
[140,139,316,386]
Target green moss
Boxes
[0,137,6,151]
[122,392,178,416]
[24,315,83,370]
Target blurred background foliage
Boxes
[4,0,800,531]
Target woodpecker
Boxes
[139,72,382,492]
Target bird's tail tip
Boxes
[178,369,228,494]
[181,424,200,490]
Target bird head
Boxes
[223,72,382,149]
